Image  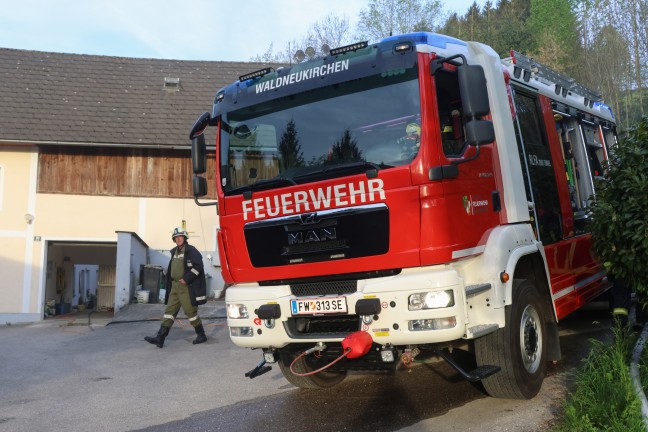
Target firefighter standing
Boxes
[144,227,208,348]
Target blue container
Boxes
[55,303,71,315]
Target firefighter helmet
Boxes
[172,227,189,240]
[405,122,421,138]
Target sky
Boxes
[0,0,485,62]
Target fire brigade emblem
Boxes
[463,196,471,215]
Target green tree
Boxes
[590,117,648,298]
[465,2,483,41]
[438,12,463,39]
[487,0,534,56]
[583,24,630,129]
[278,120,305,170]
[529,0,581,74]
[330,129,362,161]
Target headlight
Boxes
[230,326,253,337]
[408,290,454,311]
[408,317,457,331]
[227,303,249,319]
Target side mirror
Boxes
[458,65,490,118]
[192,176,208,198]
[192,134,207,174]
[189,112,219,208]
[465,119,495,146]
[189,112,211,140]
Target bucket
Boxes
[136,290,150,304]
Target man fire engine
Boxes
[190,32,616,399]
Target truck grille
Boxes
[244,203,389,267]
[290,280,357,297]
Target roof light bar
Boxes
[239,67,274,82]
[330,41,368,56]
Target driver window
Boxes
[435,70,466,157]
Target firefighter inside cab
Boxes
[441,109,464,156]
[399,122,421,160]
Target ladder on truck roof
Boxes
[504,50,602,108]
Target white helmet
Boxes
[171,227,189,240]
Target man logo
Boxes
[288,228,337,245]
[299,212,320,225]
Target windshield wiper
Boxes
[226,162,385,198]
[227,177,297,198]
[293,161,384,182]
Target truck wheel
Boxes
[278,352,347,389]
[475,279,547,399]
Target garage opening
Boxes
[43,241,117,319]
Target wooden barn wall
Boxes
[38,147,217,199]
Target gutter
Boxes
[0,138,191,150]
[0,139,217,151]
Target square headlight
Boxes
[408,290,454,311]
[227,303,249,319]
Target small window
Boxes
[513,91,563,244]
[581,124,605,179]
[434,70,466,157]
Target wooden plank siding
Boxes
[38,147,217,199]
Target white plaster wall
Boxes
[0,147,222,323]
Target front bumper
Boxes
[226,266,467,348]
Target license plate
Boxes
[290,297,347,315]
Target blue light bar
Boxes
[593,102,615,120]
[381,32,467,49]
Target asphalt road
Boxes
[0,301,612,432]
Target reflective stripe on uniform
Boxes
[163,314,176,321]
[191,268,200,276]
[188,315,199,322]
[613,308,629,316]
[195,296,206,301]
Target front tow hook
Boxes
[245,358,272,379]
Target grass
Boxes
[552,324,645,432]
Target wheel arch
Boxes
[508,250,561,362]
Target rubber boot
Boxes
[193,324,207,345]
[144,326,170,348]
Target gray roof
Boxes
[0,48,274,148]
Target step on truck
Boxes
[190,32,617,399]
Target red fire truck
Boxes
[190,32,616,399]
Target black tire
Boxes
[278,351,347,389]
[475,279,547,399]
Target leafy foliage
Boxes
[553,325,643,431]
[589,117,648,297]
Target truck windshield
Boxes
[220,67,421,196]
